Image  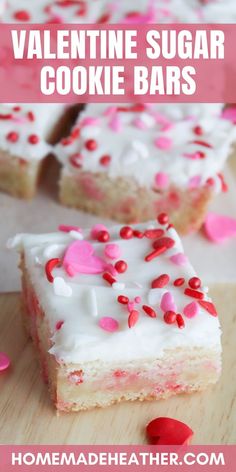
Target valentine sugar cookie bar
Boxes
[0,103,67,198]
[55,103,236,234]
[9,215,222,412]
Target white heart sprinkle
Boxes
[53,277,72,297]
[69,230,84,240]
[112,282,125,290]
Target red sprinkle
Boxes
[85,139,97,151]
[55,321,64,331]
[28,134,39,145]
[103,272,116,286]
[6,131,19,143]
[100,155,111,166]
[145,246,167,262]
[115,260,127,273]
[117,295,129,305]
[193,125,203,136]
[157,213,169,225]
[153,237,175,250]
[176,314,185,329]
[0,113,13,120]
[142,305,157,318]
[144,229,164,239]
[27,111,35,122]
[198,300,218,317]
[152,274,170,289]
[164,311,177,324]
[97,230,110,243]
[184,288,204,300]
[114,370,127,378]
[217,173,228,193]
[14,10,31,21]
[190,140,213,148]
[69,154,82,168]
[120,226,133,239]
[189,277,201,289]
[128,310,139,328]
[133,230,144,239]
[45,258,61,283]
[174,278,185,287]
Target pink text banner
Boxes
[0,446,236,472]
[0,24,236,103]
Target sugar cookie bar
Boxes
[56,103,235,234]
[9,215,222,411]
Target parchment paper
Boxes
[0,155,236,293]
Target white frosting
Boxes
[56,103,236,190]
[10,220,222,364]
[0,103,66,161]
[99,0,236,23]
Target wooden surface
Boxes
[0,287,235,445]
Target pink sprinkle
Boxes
[109,115,122,132]
[183,301,199,319]
[204,212,236,244]
[154,136,172,150]
[59,225,82,233]
[188,175,202,189]
[90,224,108,239]
[135,296,141,304]
[63,240,106,276]
[0,352,11,372]
[104,243,121,260]
[80,117,100,127]
[133,118,147,130]
[160,292,177,313]
[56,321,64,331]
[104,106,116,116]
[170,253,188,266]
[155,172,169,189]
[99,317,119,333]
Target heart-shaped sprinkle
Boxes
[170,253,188,266]
[0,352,11,372]
[160,292,177,313]
[99,317,119,332]
[53,277,72,297]
[146,417,194,445]
[204,212,236,244]
[104,243,121,260]
[183,301,199,318]
[63,240,106,276]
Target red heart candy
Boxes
[146,417,194,445]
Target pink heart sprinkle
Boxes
[183,301,199,319]
[154,136,172,150]
[63,240,106,276]
[160,292,177,313]
[90,224,108,239]
[104,243,121,260]
[170,253,188,266]
[99,317,119,333]
[204,212,236,243]
[0,352,11,372]
[154,172,169,189]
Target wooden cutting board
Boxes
[0,286,235,445]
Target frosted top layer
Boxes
[99,0,236,24]
[56,103,235,191]
[0,103,65,161]
[2,0,106,24]
[9,217,221,364]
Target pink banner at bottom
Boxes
[0,446,235,472]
